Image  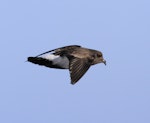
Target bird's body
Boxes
[28,45,106,84]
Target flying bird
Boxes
[27,45,106,84]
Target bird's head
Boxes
[92,51,106,65]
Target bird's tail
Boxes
[28,57,52,67]
[27,57,65,69]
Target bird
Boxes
[27,45,106,85]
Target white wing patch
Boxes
[39,54,69,69]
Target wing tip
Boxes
[70,81,77,85]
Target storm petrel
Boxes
[27,45,106,84]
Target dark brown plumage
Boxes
[27,45,106,84]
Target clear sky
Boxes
[0,0,150,123]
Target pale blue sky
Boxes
[0,0,150,123]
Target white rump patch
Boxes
[40,54,60,60]
[39,54,69,69]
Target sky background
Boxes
[0,0,150,123]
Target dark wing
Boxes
[69,57,91,84]
[36,45,81,57]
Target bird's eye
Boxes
[97,54,102,57]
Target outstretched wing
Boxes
[28,45,81,69]
[36,45,81,57]
[69,57,91,84]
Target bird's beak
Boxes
[103,59,106,65]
